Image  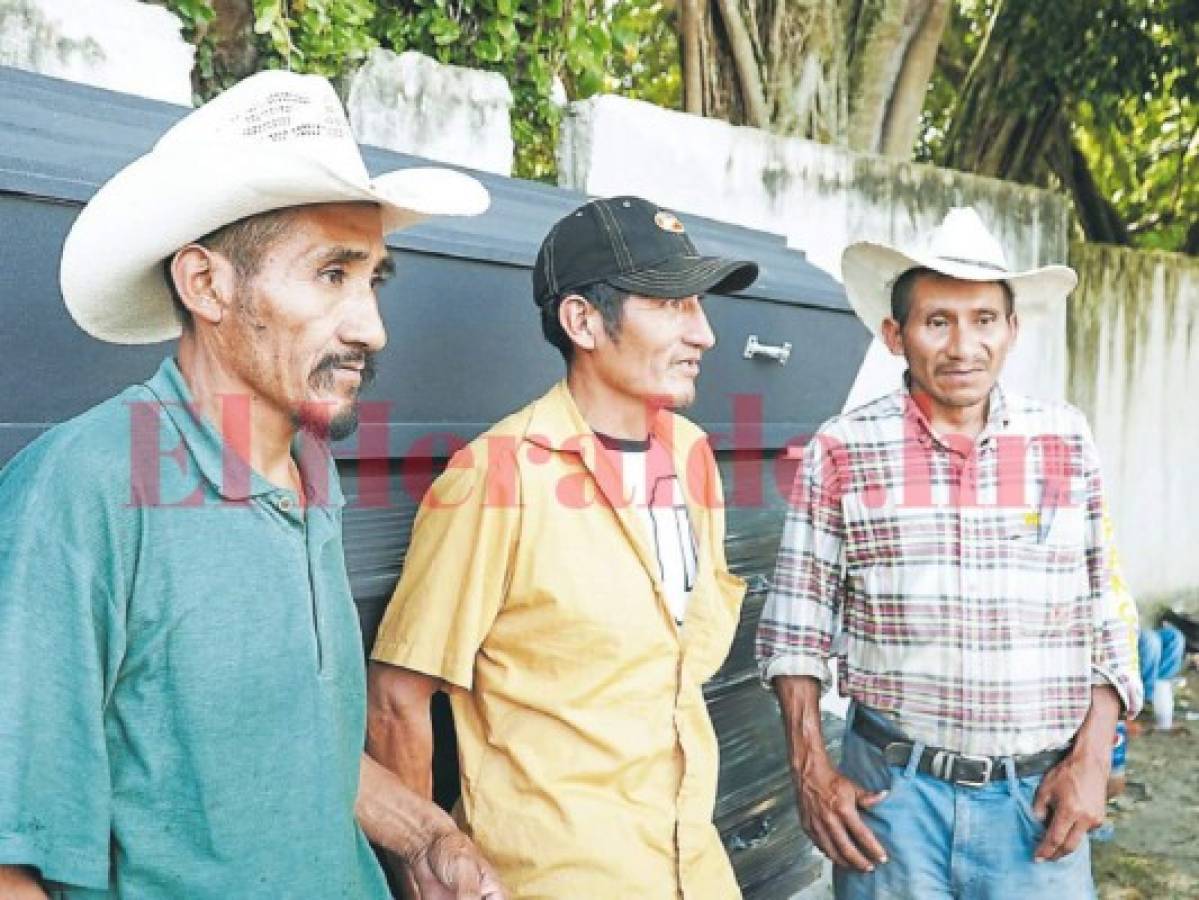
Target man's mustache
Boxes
[310,351,378,389]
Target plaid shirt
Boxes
[757,384,1141,756]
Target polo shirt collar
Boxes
[142,357,345,508]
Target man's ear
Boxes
[880,317,905,357]
[170,245,237,327]
[1008,311,1020,346]
[558,294,598,353]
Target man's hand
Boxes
[357,754,507,898]
[397,831,506,900]
[1032,684,1121,862]
[773,676,888,873]
[1031,751,1108,862]
[795,754,889,872]
[0,865,49,899]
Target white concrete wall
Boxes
[558,93,1199,605]
[348,49,514,176]
[558,95,1072,409]
[0,0,194,105]
[1068,245,1199,606]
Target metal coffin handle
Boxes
[743,334,792,365]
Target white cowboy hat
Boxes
[840,207,1077,340]
[60,69,491,344]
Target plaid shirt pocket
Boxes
[1001,507,1087,636]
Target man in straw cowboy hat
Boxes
[366,196,758,898]
[0,71,504,899]
[757,207,1140,898]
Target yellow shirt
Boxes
[373,381,746,899]
[1103,507,1140,669]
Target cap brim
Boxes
[607,255,759,299]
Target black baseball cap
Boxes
[533,196,758,307]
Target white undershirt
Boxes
[599,435,698,625]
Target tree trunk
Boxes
[677,1,944,152]
[681,2,846,140]
[713,0,770,128]
[846,0,950,156]
[1186,222,1199,257]
[1049,119,1131,245]
[191,0,259,99]
[680,0,705,115]
[877,0,949,157]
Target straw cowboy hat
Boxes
[60,69,490,344]
[840,207,1077,340]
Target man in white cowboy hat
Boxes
[0,71,504,899]
[757,207,1140,898]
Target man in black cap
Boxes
[365,197,759,898]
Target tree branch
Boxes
[881,0,951,158]
[680,0,705,115]
[1172,112,1198,215]
[846,0,911,153]
[1049,114,1130,246]
[1184,221,1199,256]
[714,0,770,128]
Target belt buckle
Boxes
[955,754,994,787]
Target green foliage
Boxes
[168,0,217,24]
[376,0,678,179]
[1073,3,1198,251]
[1077,90,1198,253]
[161,0,679,181]
[980,0,1189,123]
[922,0,1199,254]
[375,0,576,180]
[605,1,680,110]
[157,0,217,100]
[914,0,992,163]
[252,0,379,76]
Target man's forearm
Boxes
[356,753,458,862]
[773,674,889,871]
[366,663,438,799]
[1070,684,1121,763]
[774,675,833,776]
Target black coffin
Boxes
[0,65,870,898]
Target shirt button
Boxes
[276,495,294,513]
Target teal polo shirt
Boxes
[0,358,390,899]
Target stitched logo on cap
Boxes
[654,211,685,234]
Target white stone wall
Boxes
[1068,246,1199,606]
[558,95,1072,409]
[348,49,514,176]
[0,0,194,105]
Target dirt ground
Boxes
[1093,668,1199,899]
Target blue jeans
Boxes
[1139,623,1186,691]
[834,705,1095,900]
